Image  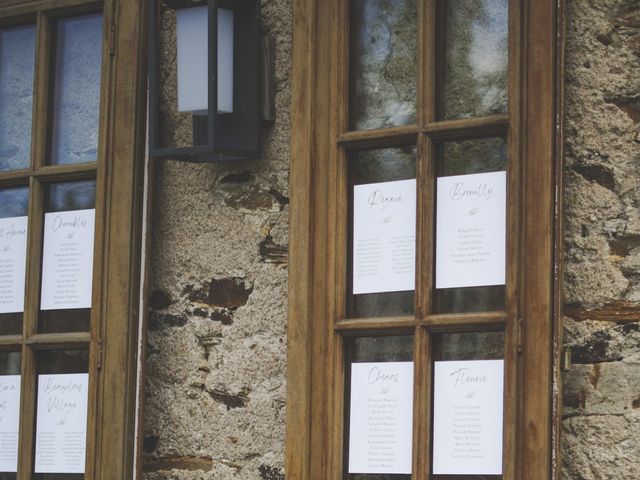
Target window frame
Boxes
[287,0,561,479]
[0,0,146,478]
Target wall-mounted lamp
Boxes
[149,0,261,162]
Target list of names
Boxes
[433,359,504,475]
[0,375,20,472]
[0,217,28,314]
[35,373,89,474]
[436,171,506,289]
[353,180,416,295]
[40,209,95,311]
[348,362,413,474]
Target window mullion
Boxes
[338,126,419,150]
[18,171,41,480]
[335,317,416,332]
[31,12,50,173]
[23,177,42,341]
[17,344,35,480]
[503,316,519,479]
[16,177,42,480]
[422,312,508,329]
[504,0,523,475]
[23,10,49,339]
[422,0,436,126]
[335,147,348,322]
[418,134,434,318]
[413,326,431,479]
[424,115,510,140]
[85,1,111,476]
[506,0,523,326]
[332,333,346,480]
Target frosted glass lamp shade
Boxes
[176,6,234,114]
[148,0,260,162]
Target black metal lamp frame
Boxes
[148,0,261,162]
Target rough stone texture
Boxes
[142,1,291,478]
[562,0,640,477]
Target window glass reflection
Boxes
[350,0,417,130]
[433,331,504,361]
[0,187,29,218]
[50,14,103,165]
[46,181,96,213]
[0,25,36,172]
[0,352,20,375]
[439,0,508,119]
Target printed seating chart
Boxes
[40,209,95,310]
[0,375,21,472]
[433,359,504,475]
[35,373,89,474]
[348,361,414,474]
[353,179,416,295]
[0,217,28,314]
[436,171,506,289]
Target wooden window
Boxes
[0,0,145,478]
[288,0,559,479]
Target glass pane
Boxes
[348,147,416,318]
[438,0,508,120]
[0,352,20,375]
[350,0,417,130]
[431,332,504,479]
[36,349,88,374]
[46,181,96,213]
[433,138,506,314]
[433,331,504,361]
[0,352,20,479]
[437,137,506,177]
[0,25,36,172]
[49,14,103,165]
[345,336,414,480]
[39,181,96,333]
[34,350,88,479]
[0,188,28,219]
[0,188,29,335]
[350,335,414,363]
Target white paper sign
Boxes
[0,375,21,472]
[40,209,95,310]
[0,217,28,314]
[353,179,416,295]
[436,171,506,289]
[35,373,89,474]
[433,360,504,475]
[348,362,414,474]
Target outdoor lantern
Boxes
[148,0,261,162]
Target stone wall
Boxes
[561,0,640,478]
[140,0,640,478]
[142,1,291,478]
